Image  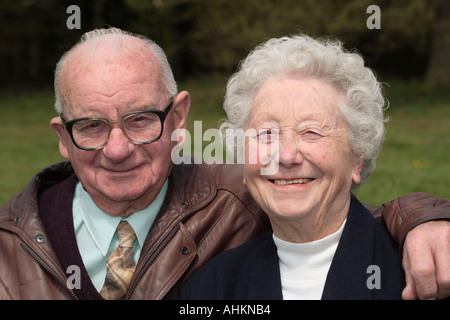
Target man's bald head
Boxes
[54,28,177,114]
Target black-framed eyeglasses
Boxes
[60,97,174,150]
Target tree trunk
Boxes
[425,0,450,88]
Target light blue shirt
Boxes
[73,180,168,291]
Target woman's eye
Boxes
[257,129,274,142]
[257,129,281,144]
[303,130,323,141]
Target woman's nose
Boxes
[278,135,304,168]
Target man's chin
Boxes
[103,189,144,203]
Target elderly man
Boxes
[0,28,449,300]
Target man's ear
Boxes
[171,91,190,131]
[50,117,70,160]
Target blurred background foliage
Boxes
[0,0,449,206]
[1,0,449,88]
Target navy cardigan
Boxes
[181,196,405,300]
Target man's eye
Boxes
[75,120,106,131]
[131,116,149,127]
[88,121,102,128]
[127,114,158,127]
[128,114,149,123]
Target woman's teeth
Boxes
[273,178,314,185]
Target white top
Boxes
[273,220,346,300]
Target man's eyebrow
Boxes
[134,104,159,111]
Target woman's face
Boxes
[244,75,363,242]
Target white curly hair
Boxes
[220,34,388,188]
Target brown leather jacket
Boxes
[0,161,448,300]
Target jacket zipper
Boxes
[20,240,78,300]
[125,223,181,299]
[126,205,201,299]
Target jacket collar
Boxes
[251,198,377,300]
[257,197,380,300]
[321,197,377,300]
[138,162,217,254]
[5,160,217,226]
[171,162,217,212]
[0,161,74,235]
[1,160,217,258]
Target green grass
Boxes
[0,77,449,207]
[0,90,63,206]
[354,80,450,205]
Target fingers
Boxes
[402,238,436,299]
[409,255,437,300]
[401,270,418,300]
[402,220,450,300]
[434,229,450,299]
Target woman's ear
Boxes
[352,159,364,185]
[50,117,70,159]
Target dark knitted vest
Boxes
[38,174,103,300]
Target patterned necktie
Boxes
[100,220,137,300]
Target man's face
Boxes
[51,38,189,216]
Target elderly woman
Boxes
[180,34,405,299]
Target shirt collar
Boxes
[76,180,168,256]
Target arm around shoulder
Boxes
[369,192,450,245]
[367,192,450,299]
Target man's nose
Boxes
[102,128,134,162]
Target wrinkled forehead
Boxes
[247,75,347,127]
[60,34,160,88]
[58,34,163,111]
